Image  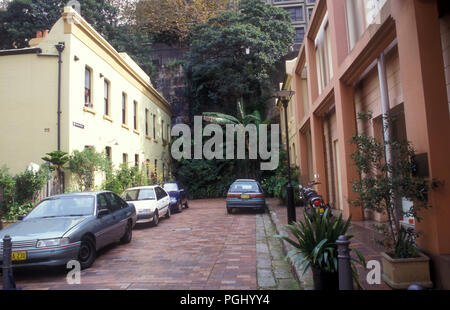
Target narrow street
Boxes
[11,199,300,290]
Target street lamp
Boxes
[274,89,296,224]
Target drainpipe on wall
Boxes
[37,42,65,193]
[36,42,65,151]
[377,53,392,170]
[55,42,65,151]
[377,52,400,237]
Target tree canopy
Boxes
[185,0,294,118]
[133,0,231,46]
[0,0,155,75]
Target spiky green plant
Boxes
[275,209,366,289]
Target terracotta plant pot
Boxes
[373,210,389,222]
[363,209,373,220]
[311,266,339,290]
[381,251,433,289]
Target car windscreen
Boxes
[163,183,178,192]
[122,189,139,201]
[138,188,156,200]
[229,182,260,193]
[122,189,156,201]
[26,196,95,219]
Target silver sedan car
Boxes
[0,191,137,269]
[226,179,266,214]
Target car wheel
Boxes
[78,236,96,269]
[165,206,171,219]
[120,221,133,244]
[227,207,232,214]
[151,211,159,227]
[184,200,189,209]
[177,202,183,213]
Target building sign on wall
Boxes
[72,122,85,129]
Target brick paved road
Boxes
[10,199,280,290]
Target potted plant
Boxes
[276,209,365,290]
[350,112,441,289]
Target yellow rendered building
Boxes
[0,6,172,187]
[277,57,300,172]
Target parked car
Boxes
[161,181,188,213]
[226,179,266,214]
[121,185,170,226]
[0,191,137,269]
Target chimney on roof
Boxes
[29,30,48,47]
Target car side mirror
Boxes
[97,209,110,218]
[17,214,26,221]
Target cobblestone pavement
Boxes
[9,199,300,290]
[256,213,301,290]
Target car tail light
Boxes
[227,194,240,198]
[250,194,264,198]
[313,199,321,207]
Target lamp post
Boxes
[275,90,296,224]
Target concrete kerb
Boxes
[266,203,315,290]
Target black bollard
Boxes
[2,235,16,290]
[337,235,353,290]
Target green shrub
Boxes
[103,162,149,194]
[14,167,48,205]
[0,166,16,208]
[260,151,302,205]
[351,113,442,258]
[2,200,35,222]
[173,158,235,199]
[0,165,47,221]
[275,209,366,288]
[67,148,108,191]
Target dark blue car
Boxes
[161,182,188,213]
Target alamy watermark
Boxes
[171,116,280,170]
[366,260,381,285]
[66,260,81,285]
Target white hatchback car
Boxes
[121,185,171,226]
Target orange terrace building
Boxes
[284,0,450,289]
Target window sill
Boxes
[121,124,130,130]
[145,135,152,141]
[133,129,140,135]
[83,106,96,115]
[103,115,113,123]
[153,138,158,143]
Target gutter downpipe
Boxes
[36,42,65,151]
[377,52,400,239]
[37,42,65,194]
[55,42,65,151]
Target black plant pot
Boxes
[311,266,339,290]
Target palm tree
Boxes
[202,100,268,178]
[41,150,70,194]
[203,100,263,126]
